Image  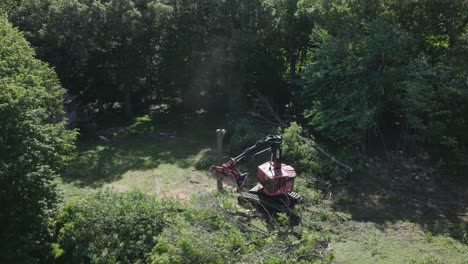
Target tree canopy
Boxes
[0,16,75,262]
[5,0,467,173]
[1,0,467,261]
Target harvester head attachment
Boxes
[209,162,247,190]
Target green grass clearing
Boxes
[58,114,468,263]
[331,220,467,263]
[58,114,219,200]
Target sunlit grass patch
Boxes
[60,115,219,200]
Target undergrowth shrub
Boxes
[54,190,181,263]
[149,210,245,264]
[55,189,332,264]
[151,191,333,264]
[280,122,342,182]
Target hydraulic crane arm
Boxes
[209,135,283,190]
[231,135,282,166]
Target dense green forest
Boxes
[0,0,467,263]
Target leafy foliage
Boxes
[2,0,468,262]
[299,0,468,174]
[55,190,333,264]
[281,123,320,174]
[149,204,244,264]
[0,16,76,263]
[302,19,415,148]
[6,0,468,174]
[8,0,313,116]
[280,122,342,182]
[10,0,174,117]
[55,190,179,263]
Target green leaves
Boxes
[0,16,76,262]
[298,0,468,175]
[55,189,331,264]
[10,0,175,115]
[55,190,174,263]
[280,122,341,181]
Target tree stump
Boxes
[216,129,226,192]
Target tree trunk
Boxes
[290,58,296,78]
[298,50,307,73]
[97,98,104,113]
[125,89,133,118]
[443,2,458,47]
[155,85,160,102]
[216,129,226,192]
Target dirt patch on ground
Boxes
[168,189,191,200]
[386,223,425,242]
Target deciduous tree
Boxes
[0,16,76,262]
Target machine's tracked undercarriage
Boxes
[238,183,301,213]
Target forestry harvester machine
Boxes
[209,135,301,216]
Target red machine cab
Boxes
[257,161,296,196]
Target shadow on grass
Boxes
[62,114,223,188]
[330,156,467,243]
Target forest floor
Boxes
[58,113,219,201]
[327,154,468,263]
[58,113,468,263]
